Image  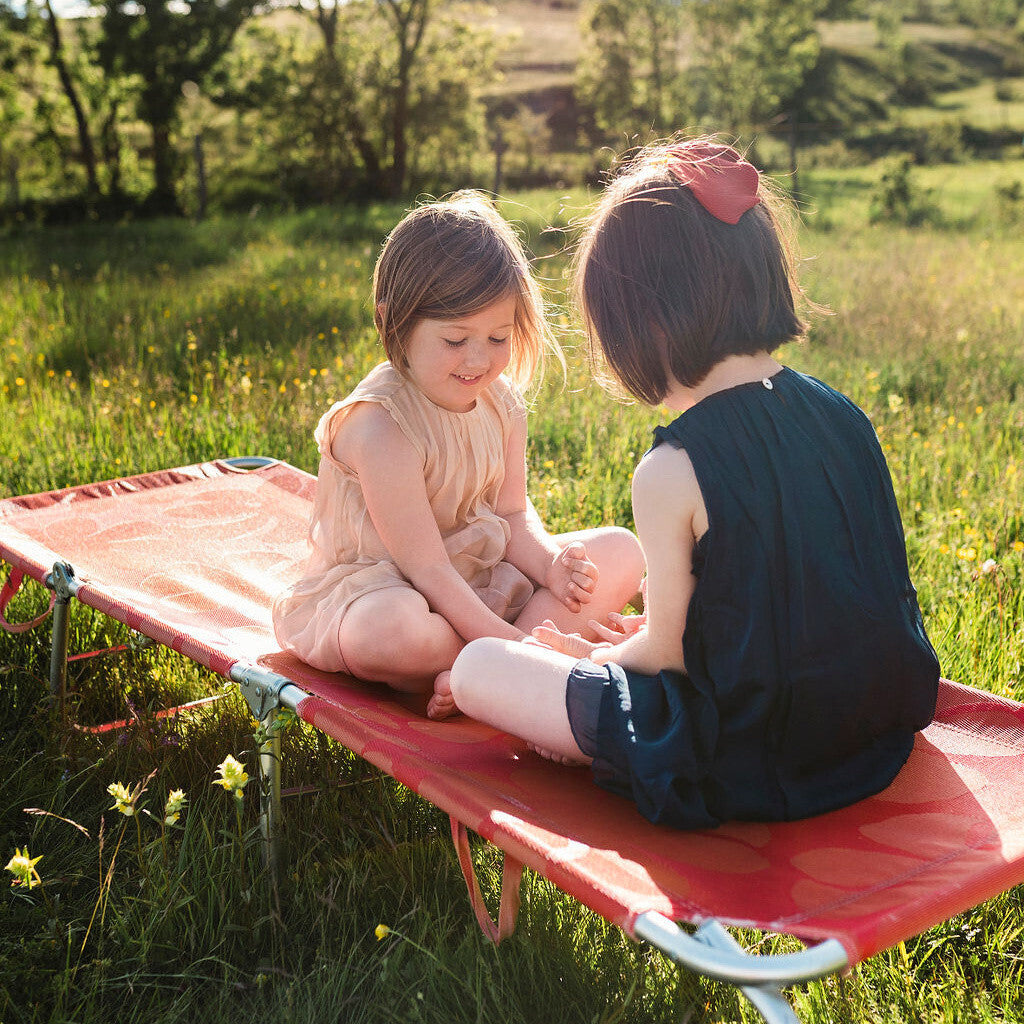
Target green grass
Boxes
[2,165,1024,1023]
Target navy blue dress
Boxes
[591,367,939,829]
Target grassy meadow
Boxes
[1,160,1023,1024]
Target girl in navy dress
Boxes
[438,137,940,829]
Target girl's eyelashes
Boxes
[441,336,510,347]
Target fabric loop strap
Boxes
[449,815,523,943]
[0,569,55,634]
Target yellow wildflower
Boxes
[107,781,135,816]
[213,755,249,799]
[164,789,187,826]
[374,924,390,941]
[5,848,43,888]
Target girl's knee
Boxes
[592,526,646,592]
[450,637,503,704]
[341,597,458,680]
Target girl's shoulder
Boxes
[486,373,526,419]
[314,362,418,458]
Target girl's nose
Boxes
[462,343,490,371]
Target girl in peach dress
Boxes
[272,192,645,718]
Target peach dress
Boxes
[272,362,535,672]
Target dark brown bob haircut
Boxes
[373,190,555,391]
[574,138,809,404]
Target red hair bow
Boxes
[665,142,760,225]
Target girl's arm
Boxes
[533,445,698,674]
[337,403,524,643]
[497,405,598,613]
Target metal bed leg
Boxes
[47,562,77,718]
[230,664,308,880]
[258,707,283,876]
[694,920,801,1024]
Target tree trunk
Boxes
[194,131,207,220]
[101,100,123,198]
[2,145,19,207]
[43,0,100,198]
[491,124,506,196]
[647,4,663,127]
[389,57,411,198]
[148,121,181,214]
[312,2,384,193]
[384,0,430,199]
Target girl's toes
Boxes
[426,671,460,721]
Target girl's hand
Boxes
[587,611,647,644]
[546,541,599,613]
[529,619,612,661]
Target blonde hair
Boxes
[373,191,557,391]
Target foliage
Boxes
[576,0,829,141]
[96,0,259,214]
[205,3,500,205]
[575,0,686,139]
[868,153,940,224]
[688,0,826,133]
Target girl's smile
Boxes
[403,295,517,412]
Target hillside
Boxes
[480,2,1024,146]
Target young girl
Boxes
[442,140,940,828]
[272,192,645,719]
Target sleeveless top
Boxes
[592,367,940,829]
[272,362,535,672]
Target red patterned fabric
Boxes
[0,460,314,675]
[287,661,1024,965]
[3,460,1024,966]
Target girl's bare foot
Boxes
[426,670,460,720]
[526,742,588,767]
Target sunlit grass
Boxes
[2,169,1024,1022]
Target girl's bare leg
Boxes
[448,637,590,764]
[338,588,463,694]
[431,528,641,722]
[516,526,645,638]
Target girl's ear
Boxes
[375,302,386,329]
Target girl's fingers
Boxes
[588,619,623,642]
[531,625,575,654]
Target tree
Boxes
[281,0,498,198]
[576,0,636,137]
[687,0,826,135]
[0,1,112,206]
[97,0,258,214]
[39,0,99,197]
[576,0,686,140]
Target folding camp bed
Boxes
[3,456,1024,1024]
